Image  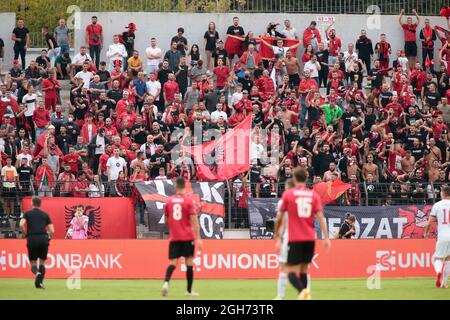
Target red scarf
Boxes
[423,27,433,47]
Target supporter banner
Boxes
[259,36,300,60]
[21,197,136,239]
[313,179,351,205]
[0,239,435,279]
[247,199,437,240]
[135,180,225,239]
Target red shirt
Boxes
[99,153,112,172]
[164,194,196,241]
[327,36,341,56]
[213,66,230,87]
[433,123,449,140]
[299,78,319,97]
[63,153,80,173]
[86,24,103,46]
[32,108,50,128]
[280,186,323,242]
[163,81,179,102]
[41,78,60,99]
[401,23,418,42]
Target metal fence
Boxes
[2,0,447,15]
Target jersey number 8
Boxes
[173,203,182,220]
[295,197,312,218]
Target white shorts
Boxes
[279,235,289,264]
[434,240,450,259]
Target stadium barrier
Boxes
[0,239,435,279]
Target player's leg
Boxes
[433,241,450,287]
[297,263,311,300]
[287,264,302,293]
[162,241,179,296]
[442,256,450,288]
[274,263,288,300]
[184,241,198,296]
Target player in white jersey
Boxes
[274,178,311,299]
[424,186,450,288]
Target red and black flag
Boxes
[135,180,226,239]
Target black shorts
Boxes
[287,241,315,265]
[404,41,417,57]
[2,187,16,199]
[288,73,300,87]
[27,235,49,261]
[169,240,195,260]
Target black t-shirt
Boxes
[150,152,168,178]
[171,35,188,55]
[23,208,52,237]
[45,33,57,49]
[17,165,33,183]
[176,65,189,89]
[97,99,113,118]
[316,49,329,72]
[36,56,49,70]
[97,70,111,88]
[379,91,393,108]
[424,91,440,107]
[212,48,228,67]
[204,31,219,51]
[226,25,245,36]
[107,89,123,104]
[338,221,353,239]
[122,32,135,53]
[12,27,29,46]
[368,68,383,88]
[131,124,147,145]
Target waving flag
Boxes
[313,179,351,205]
[439,6,450,19]
[182,115,252,181]
[225,35,245,56]
[259,36,300,60]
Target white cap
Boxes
[48,125,55,129]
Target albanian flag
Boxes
[225,35,245,56]
[259,36,300,60]
[182,115,252,181]
[313,179,351,205]
[439,6,450,19]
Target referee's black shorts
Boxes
[287,241,315,265]
[404,41,417,57]
[168,240,195,260]
[27,235,49,261]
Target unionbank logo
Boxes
[0,250,122,271]
[376,250,431,271]
[182,252,319,272]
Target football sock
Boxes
[288,272,303,292]
[164,265,176,282]
[433,258,444,275]
[186,266,194,293]
[31,266,38,275]
[300,273,308,290]
[307,274,311,290]
[39,265,46,280]
[277,273,288,298]
[443,261,450,284]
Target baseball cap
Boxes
[48,125,55,129]
[243,90,249,94]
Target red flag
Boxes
[182,115,252,181]
[425,56,434,69]
[259,36,300,60]
[439,6,450,19]
[313,179,351,205]
[225,35,245,56]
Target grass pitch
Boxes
[0,278,448,300]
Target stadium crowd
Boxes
[0,12,450,223]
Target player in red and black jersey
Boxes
[275,167,330,300]
[161,177,202,297]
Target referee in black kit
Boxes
[19,197,54,289]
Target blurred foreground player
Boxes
[424,186,450,289]
[161,177,203,297]
[19,197,54,289]
[275,168,330,300]
[273,178,300,300]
